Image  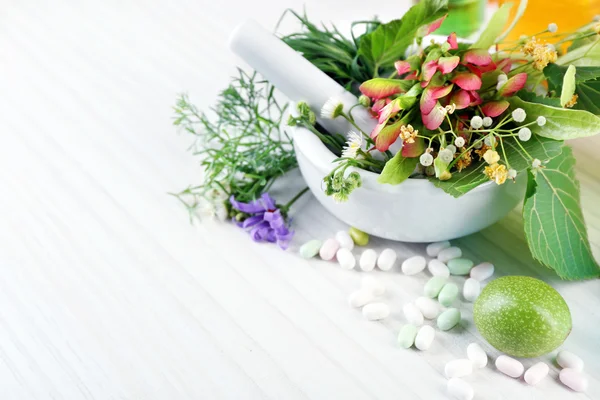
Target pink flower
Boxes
[420,84,454,115]
[401,137,425,157]
[451,72,482,90]
[427,15,448,35]
[437,56,460,74]
[394,60,412,75]
[420,60,438,87]
[462,49,493,67]
[497,73,528,96]
[375,122,402,151]
[481,101,510,117]
[447,32,458,50]
[423,103,446,130]
[360,78,410,99]
[450,90,471,110]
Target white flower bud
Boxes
[537,116,547,126]
[474,141,483,149]
[508,169,517,179]
[484,135,497,147]
[439,149,454,163]
[532,158,542,168]
[512,108,527,122]
[446,144,457,154]
[420,152,434,167]
[518,127,532,141]
[454,137,466,148]
[471,116,483,129]
[497,73,508,83]
[496,81,505,91]
[548,23,558,33]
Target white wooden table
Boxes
[1,1,599,399]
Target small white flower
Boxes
[512,108,527,122]
[532,158,542,169]
[546,44,556,52]
[474,141,483,149]
[537,116,547,126]
[454,137,466,148]
[518,127,532,141]
[471,116,483,129]
[548,23,558,33]
[497,73,508,83]
[420,153,434,166]
[508,169,517,179]
[484,135,497,147]
[341,131,363,159]
[439,149,454,163]
[483,116,493,127]
[321,97,344,119]
[446,144,457,154]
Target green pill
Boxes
[398,324,419,348]
[447,258,474,275]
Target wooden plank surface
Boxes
[0,1,599,399]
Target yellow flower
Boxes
[439,171,453,181]
[400,124,418,143]
[483,150,500,165]
[475,144,491,160]
[564,94,578,108]
[456,149,473,172]
[484,163,508,185]
[522,37,558,71]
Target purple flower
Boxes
[230,193,294,249]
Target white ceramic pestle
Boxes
[228,20,377,137]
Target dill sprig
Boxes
[277,9,379,94]
[171,69,297,217]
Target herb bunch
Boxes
[172,69,297,219]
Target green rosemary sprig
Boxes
[277,9,379,94]
[171,69,297,217]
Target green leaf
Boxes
[508,97,600,140]
[470,2,512,49]
[516,90,561,107]
[378,152,419,185]
[557,39,600,66]
[560,65,577,107]
[545,64,600,115]
[358,0,448,74]
[523,146,600,279]
[430,135,563,197]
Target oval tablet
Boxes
[415,325,435,351]
[470,262,494,281]
[557,350,584,371]
[299,239,322,259]
[348,289,375,308]
[495,355,524,378]
[335,230,354,250]
[438,283,459,307]
[466,343,487,368]
[426,240,451,257]
[319,238,340,261]
[463,278,481,302]
[359,249,377,271]
[377,248,397,271]
[402,255,426,275]
[438,246,462,263]
[336,248,355,270]
[524,362,549,386]
[424,276,447,298]
[447,258,474,276]
[428,259,450,277]
[415,296,439,319]
[362,302,390,320]
[397,324,418,349]
[437,308,461,331]
[559,368,588,392]
[403,303,424,326]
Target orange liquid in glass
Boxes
[497,0,600,42]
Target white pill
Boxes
[427,259,450,277]
[447,378,474,400]
[335,230,354,250]
[362,302,390,320]
[402,255,427,275]
[438,246,462,263]
[348,289,375,308]
[319,238,340,261]
[415,296,440,319]
[463,278,481,302]
[559,368,588,392]
[402,303,424,326]
[445,359,473,379]
[359,249,377,271]
[557,350,584,371]
[361,276,386,296]
[524,362,549,386]
[495,355,524,378]
[470,262,494,281]
[426,240,451,257]
[415,325,435,351]
[336,248,356,270]
[377,248,397,271]
[466,343,487,368]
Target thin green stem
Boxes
[283,187,310,210]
